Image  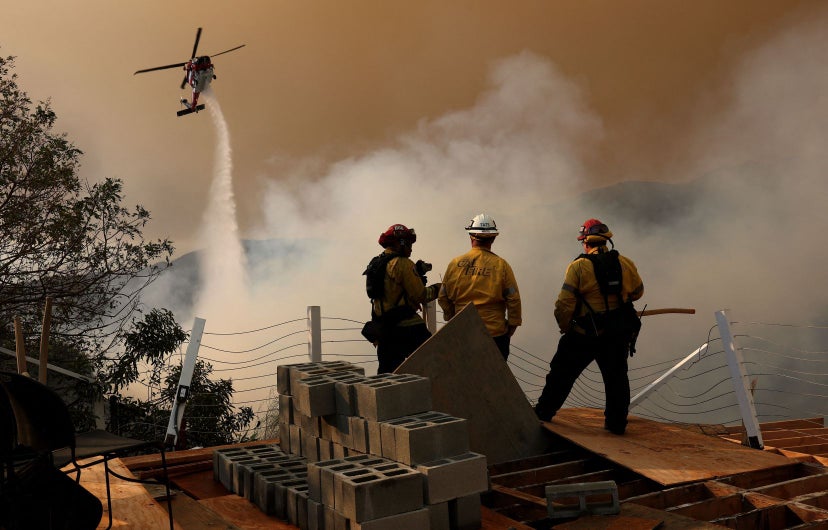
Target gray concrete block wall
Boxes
[244,361,491,528]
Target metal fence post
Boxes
[165,317,205,447]
[308,306,322,362]
[716,309,764,449]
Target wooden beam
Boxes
[14,316,27,376]
[39,296,52,384]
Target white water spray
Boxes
[192,92,249,324]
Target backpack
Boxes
[363,252,398,300]
[576,250,642,353]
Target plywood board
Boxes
[70,457,182,529]
[198,495,296,530]
[396,303,548,464]
[545,408,793,486]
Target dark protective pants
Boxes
[492,333,510,361]
[377,323,432,374]
[534,331,630,433]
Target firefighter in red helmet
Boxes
[362,224,441,373]
[534,218,644,435]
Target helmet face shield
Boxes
[578,219,612,242]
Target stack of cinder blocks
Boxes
[220,360,489,529]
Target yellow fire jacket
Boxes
[438,247,522,337]
[372,249,439,327]
[554,246,643,334]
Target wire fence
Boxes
[121,311,828,441]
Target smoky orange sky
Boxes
[2,0,822,253]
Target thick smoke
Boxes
[148,9,828,407]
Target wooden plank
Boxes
[396,303,548,464]
[168,492,243,530]
[70,457,182,529]
[198,495,296,530]
[545,408,793,486]
[481,506,535,530]
[173,468,232,500]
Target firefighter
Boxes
[365,224,441,374]
[534,218,644,434]
[438,213,522,360]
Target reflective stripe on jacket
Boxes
[554,247,643,333]
[438,247,521,337]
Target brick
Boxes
[235,458,272,498]
[350,507,430,530]
[319,438,334,461]
[449,493,481,530]
[354,374,431,421]
[295,374,339,417]
[302,434,320,463]
[299,412,323,438]
[333,374,367,416]
[335,463,423,522]
[416,452,488,503]
[332,442,348,459]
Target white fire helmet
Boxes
[465,213,499,237]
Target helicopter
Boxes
[134,28,245,117]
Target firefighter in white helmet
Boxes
[438,214,522,360]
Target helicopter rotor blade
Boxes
[180,75,189,90]
[208,44,246,58]
[134,62,187,75]
[191,27,202,59]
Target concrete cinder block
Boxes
[307,458,344,502]
[350,507,430,530]
[545,480,620,518]
[349,417,370,454]
[334,463,424,522]
[367,420,383,457]
[253,469,294,515]
[288,361,365,401]
[334,376,365,416]
[322,414,352,447]
[321,462,360,508]
[212,447,248,486]
[354,374,431,421]
[289,424,303,457]
[307,498,324,530]
[416,452,489,503]
[319,438,334,461]
[279,422,291,453]
[301,434,321,463]
[227,455,260,493]
[386,412,470,466]
[299,412,323,438]
[449,493,481,530]
[332,442,348,459]
[427,502,450,530]
[295,374,339,417]
[274,477,308,521]
[286,481,309,527]
[278,393,294,425]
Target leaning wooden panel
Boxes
[396,303,548,464]
[544,408,793,486]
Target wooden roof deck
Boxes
[70,410,828,529]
